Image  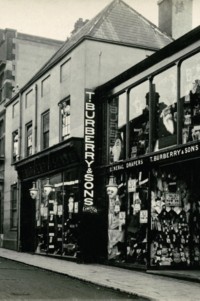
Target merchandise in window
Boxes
[181,53,200,144]
[12,130,19,162]
[129,82,149,158]
[26,124,32,156]
[153,67,177,150]
[109,93,126,163]
[106,174,126,261]
[35,172,80,258]
[60,99,70,140]
[150,167,193,267]
[126,169,148,265]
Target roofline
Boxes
[5,35,163,107]
[17,32,64,45]
[95,25,200,94]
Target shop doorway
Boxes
[20,181,36,252]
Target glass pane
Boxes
[129,82,149,157]
[180,52,200,144]
[43,113,49,132]
[109,93,126,163]
[153,67,177,150]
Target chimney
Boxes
[158,0,193,39]
[71,18,89,36]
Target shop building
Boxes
[3,0,171,258]
[95,25,200,269]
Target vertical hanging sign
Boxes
[83,90,97,213]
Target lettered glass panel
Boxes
[109,93,126,163]
[153,67,177,150]
[180,52,200,144]
[129,81,149,158]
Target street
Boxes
[0,258,148,300]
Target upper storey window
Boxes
[59,98,70,141]
[26,123,33,157]
[129,81,149,158]
[60,59,71,83]
[108,93,126,163]
[25,89,34,108]
[180,52,200,144]
[153,66,177,151]
[41,76,50,97]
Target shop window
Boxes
[180,52,200,144]
[0,120,4,157]
[26,123,32,157]
[108,93,126,163]
[25,89,33,108]
[35,172,80,257]
[41,76,50,97]
[59,98,70,140]
[41,110,49,150]
[106,173,126,261]
[153,66,177,150]
[12,130,19,162]
[60,59,71,83]
[129,81,149,158]
[10,185,17,230]
[126,169,149,265]
[12,101,19,117]
[149,164,200,267]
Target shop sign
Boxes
[126,158,144,168]
[83,90,97,214]
[150,144,199,163]
[164,192,181,207]
[109,163,124,172]
[109,97,118,147]
[140,210,148,224]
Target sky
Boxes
[0,0,158,41]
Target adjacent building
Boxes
[0,29,63,248]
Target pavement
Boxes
[0,248,200,301]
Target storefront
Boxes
[15,139,83,259]
[95,27,200,269]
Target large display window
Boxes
[126,168,149,265]
[34,171,80,258]
[153,67,177,151]
[181,52,200,144]
[109,93,126,163]
[150,163,200,267]
[106,173,126,261]
[129,81,149,158]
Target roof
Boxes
[95,25,200,94]
[43,0,172,68]
[8,0,173,102]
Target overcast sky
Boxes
[0,0,158,41]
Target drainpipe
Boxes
[34,84,38,153]
[17,91,22,251]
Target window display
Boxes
[109,93,126,163]
[181,52,200,144]
[126,169,148,265]
[150,166,199,267]
[106,175,126,261]
[129,82,149,158]
[153,67,177,150]
[35,172,80,258]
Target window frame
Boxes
[25,122,33,157]
[12,129,19,163]
[60,58,71,83]
[10,184,17,231]
[59,97,71,141]
[41,110,50,150]
[41,75,50,97]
